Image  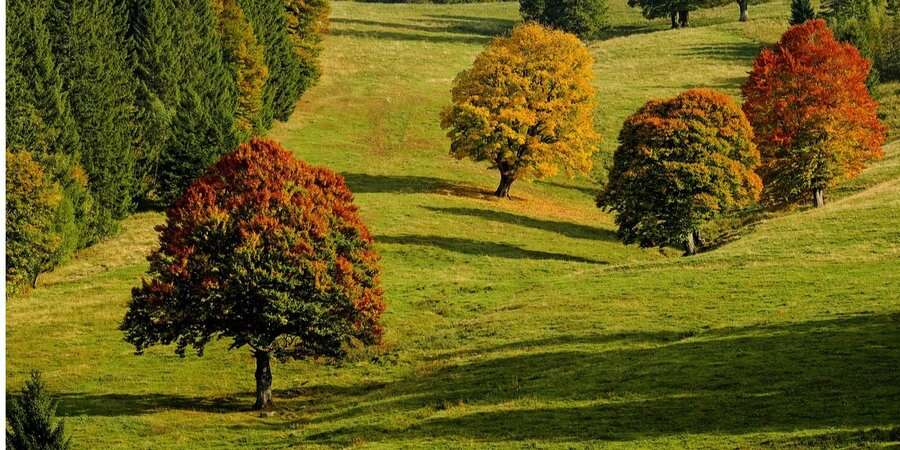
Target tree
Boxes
[598,89,762,255]
[6,371,71,450]
[48,0,138,235]
[790,0,815,24]
[741,20,886,207]
[239,0,315,127]
[282,0,330,65]
[6,151,62,293]
[440,23,600,198]
[519,0,608,39]
[626,0,746,28]
[154,0,240,204]
[121,139,386,411]
[211,0,269,139]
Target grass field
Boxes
[7,1,900,448]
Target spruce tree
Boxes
[154,0,239,203]
[239,0,310,126]
[6,371,71,450]
[791,0,816,24]
[48,0,139,234]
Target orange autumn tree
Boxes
[121,139,385,411]
[742,19,886,208]
[440,23,600,198]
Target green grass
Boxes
[7,1,900,448]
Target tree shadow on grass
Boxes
[341,173,497,200]
[328,27,493,45]
[678,42,764,62]
[424,206,618,242]
[332,16,516,38]
[377,234,608,264]
[298,313,900,445]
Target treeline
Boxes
[6,0,329,293]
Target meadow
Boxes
[6,0,900,448]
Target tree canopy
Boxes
[121,139,386,410]
[741,19,886,207]
[598,89,762,254]
[440,23,600,198]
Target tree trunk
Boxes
[253,350,274,411]
[684,231,697,256]
[738,0,749,21]
[494,172,515,198]
[812,188,825,208]
[31,272,39,289]
[679,10,689,27]
[671,11,679,28]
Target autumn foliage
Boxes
[121,139,385,410]
[598,89,762,254]
[440,23,600,198]
[741,19,886,207]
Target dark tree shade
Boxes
[121,139,386,410]
[6,371,71,450]
[598,89,762,255]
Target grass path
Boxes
[7,1,900,448]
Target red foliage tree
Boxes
[741,19,886,207]
[121,138,385,410]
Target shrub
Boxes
[520,0,608,39]
[790,0,815,24]
[440,23,600,197]
[598,89,762,255]
[121,139,386,410]
[742,20,886,207]
[6,371,71,450]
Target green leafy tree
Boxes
[239,0,315,127]
[282,0,330,74]
[791,0,816,24]
[6,371,71,450]
[6,151,62,292]
[48,0,139,234]
[626,0,745,28]
[519,0,609,39]
[121,139,386,411]
[598,89,762,255]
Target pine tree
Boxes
[6,0,80,157]
[791,0,816,24]
[239,0,310,126]
[154,0,239,203]
[6,371,71,450]
[48,0,139,234]
[125,0,184,202]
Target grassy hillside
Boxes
[7,1,900,448]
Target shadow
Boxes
[328,14,517,45]
[54,384,384,417]
[341,173,493,199]
[678,42,764,62]
[535,180,599,198]
[424,206,618,242]
[593,24,661,41]
[297,313,900,445]
[377,234,607,264]
[762,426,900,448]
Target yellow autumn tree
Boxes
[440,23,600,198]
[211,0,269,138]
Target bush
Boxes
[790,0,815,24]
[742,20,886,207]
[6,371,71,450]
[520,0,608,39]
[598,89,762,255]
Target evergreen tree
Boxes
[791,0,816,24]
[125,0,184,202]
[48,0,139,234]
[6,371,71,450]
[154,0,239,203]
[6,0,80,157]
[239,0,310,126]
